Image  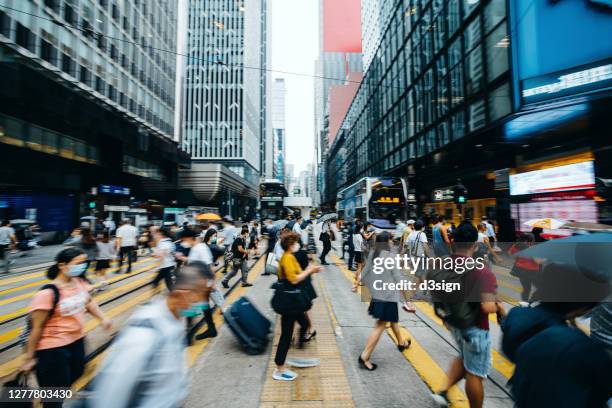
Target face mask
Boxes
[291,243,300,253]
[211,237,217,244]
[180,305,201,318]
[67,263,88,277]
[181,242,192,248]
[192,301,210,312]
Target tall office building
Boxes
[271,78,286,183]
[178,0,271,218]
[0,0,188,230]
[361,0,395,72]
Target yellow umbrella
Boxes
[524,218,566,230]
[196,213,221,221]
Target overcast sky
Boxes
[270,0,319,174]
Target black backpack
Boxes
[20,284,60,346]
[428,267,480,329]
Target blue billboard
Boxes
[511,0,612,107]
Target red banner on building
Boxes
[323,0,362,53]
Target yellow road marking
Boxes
[0,259,156,309]
[329,253,469,407]
[414,302,515,379]
[0,258,151,288]
[0,286,160,378]
[0,272,157,345]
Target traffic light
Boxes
[453,180,468,205]
[89,201,96,209]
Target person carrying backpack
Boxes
[19,248,112,407]
[221,227,251,288]
[430,222,505,408]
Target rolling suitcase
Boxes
[223,296,271,355]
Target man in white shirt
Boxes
[116,219,138,273]
[188,239,213,267]
[0,220,16,273]
[152,227,176,290]
[103,218,116,235]
[481,216,498,250]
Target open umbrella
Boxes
[515,232,612,281]
[316,213,338,224]
[196,213,221,221]
[524,218,566,230]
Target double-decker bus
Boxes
[259,179,288,221]
[337,177,408,229]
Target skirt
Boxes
[368,301,398,323]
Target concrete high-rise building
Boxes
[178,0,271,218]
[0,0,188,230]
[271,78,286,183]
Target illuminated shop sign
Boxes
[432,188,454,202]
[376,197,400,204]
[521,61,612,104]
[99,184,130,195]
[261,196,283,201]
[509,161,595,196]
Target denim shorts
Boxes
[449,325,492,378]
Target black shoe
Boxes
[358,355,377,371]
[241,282,253,287]
[195,329,218,340]
[397,339,412,352]
[221,281,229,289]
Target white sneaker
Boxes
[287,358,320,368]
[272,368,298,381]
[430,392,449,407]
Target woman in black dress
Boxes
[358,232,411,371]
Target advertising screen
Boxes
[511,0,612,106]
[509,161,596,196]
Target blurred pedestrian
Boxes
[78,228,97,284]
[221,227,251,288]
[402,219,431,313]
[249,221,260,258]
[351,223,365,292]
[0,219,16,273]
[94,232,116,289]
[476,223,501,265]
[508,234,540,302]
[346,222,355,271]
[431,223,504,408]
[116,219,138,273]
[318,222,332,265]
[502,300,611,408]
[90,265,210,408]
[359,232,411,371]
[20,248,112,407]
[432,215,451,257]
[151,227,176,291]
[272,233,322,381]
[219,218,238,274]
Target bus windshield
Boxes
[368,178,405,228]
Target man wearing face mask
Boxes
[221,227,251,288]
[90,265,211,408]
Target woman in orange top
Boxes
[20,248,111,405]
[272,233,322,382]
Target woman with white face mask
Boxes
[20,248,112,405]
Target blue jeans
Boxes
[449,326,492,378]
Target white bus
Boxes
[337,177,408,229]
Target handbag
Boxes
[2,372,33,408]
[270,279,312,315]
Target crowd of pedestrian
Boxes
[334,214,611,408]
